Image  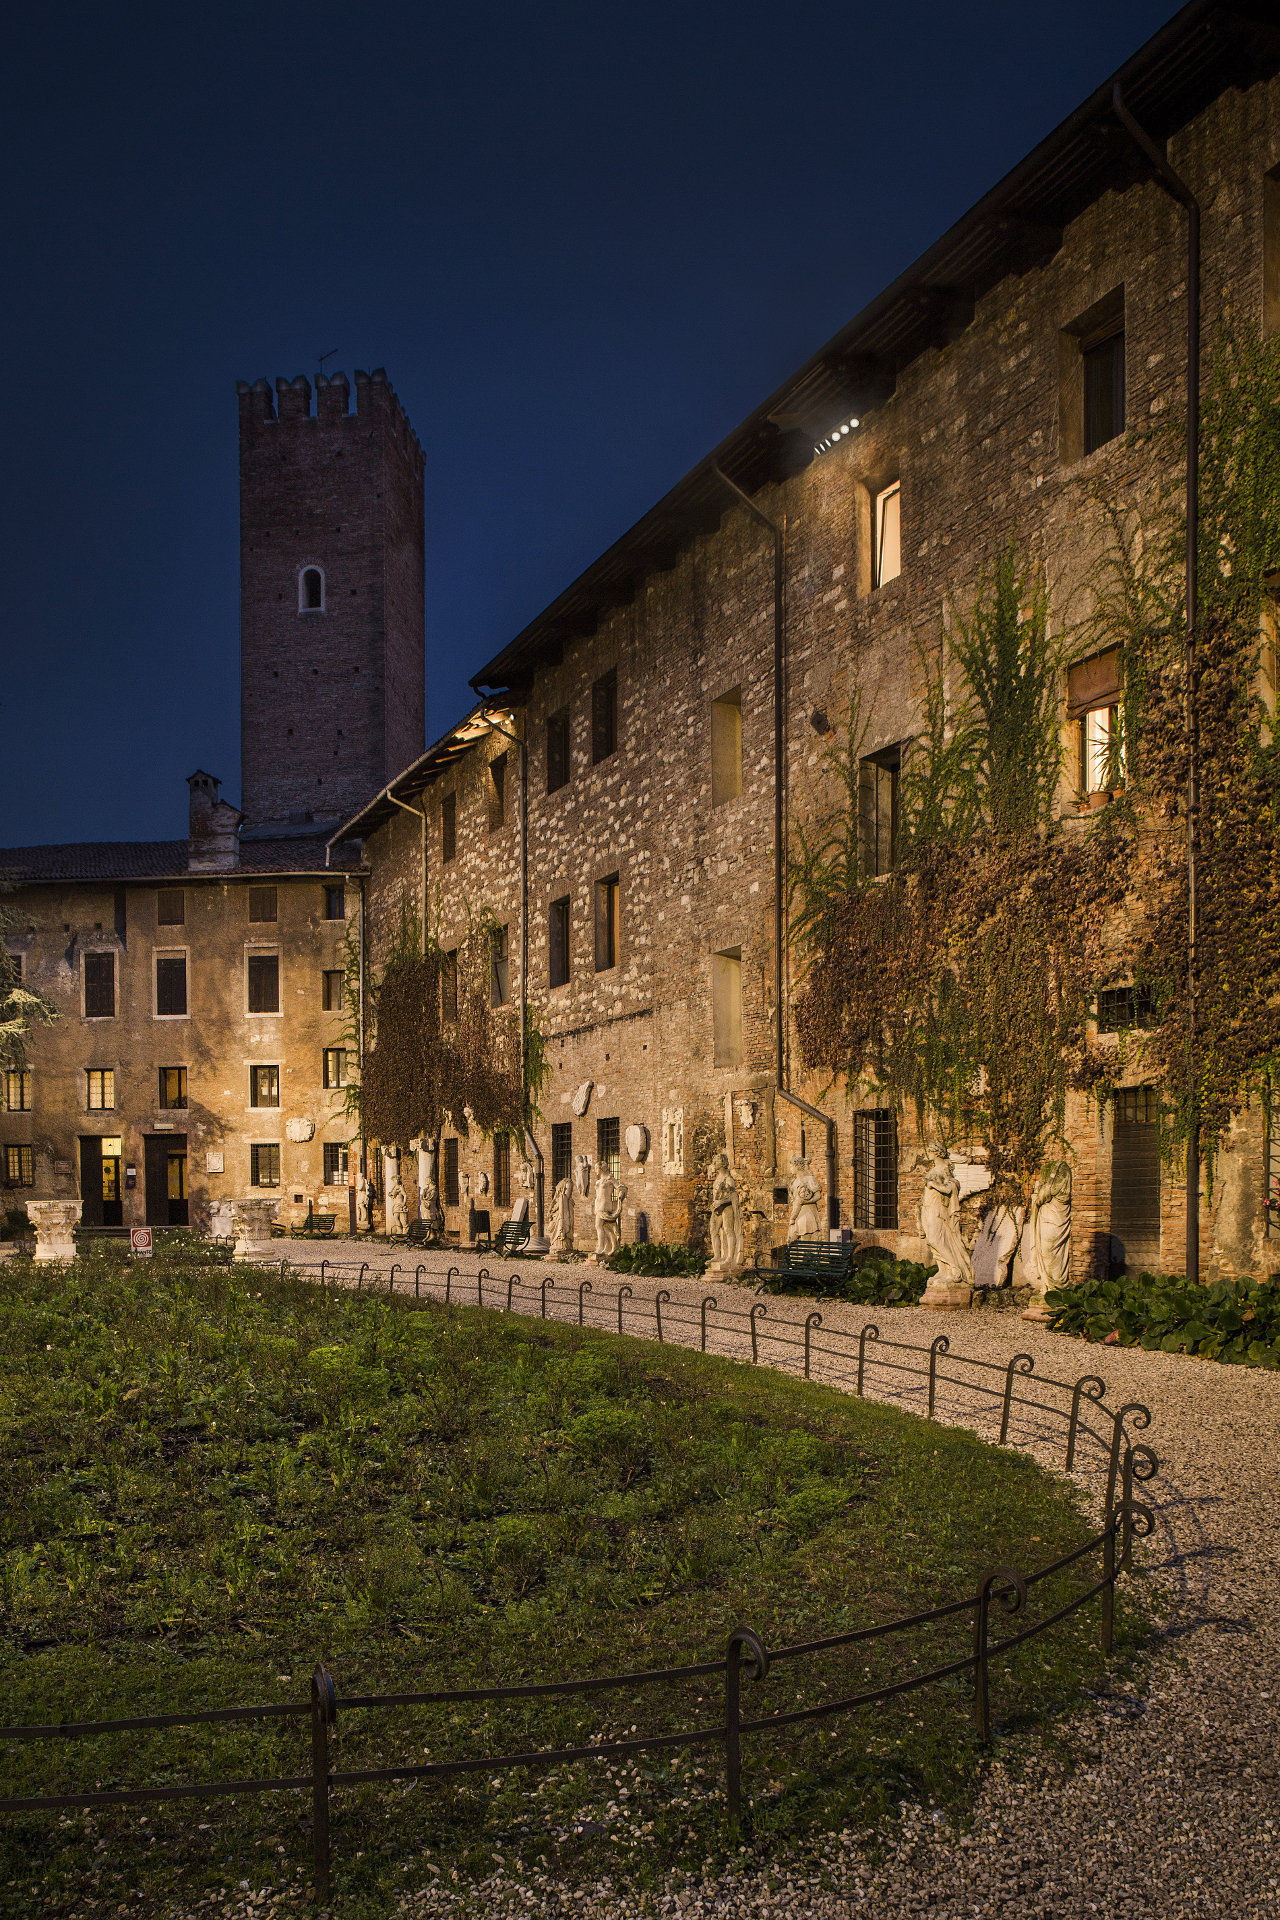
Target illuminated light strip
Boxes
[813,416,861,456]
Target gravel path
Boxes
[180,1242,1280,1919]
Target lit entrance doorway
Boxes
[79,1135,124,1228]
[144,1135,188,1227]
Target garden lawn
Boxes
[0,1252,1138,1916]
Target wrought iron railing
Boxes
[0,1257,1159,1900]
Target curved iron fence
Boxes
[0,1256,1160,1900]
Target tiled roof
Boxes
[0,837,363,885]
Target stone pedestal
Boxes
[231,1198,279,1263]
[28,1200,80,1264]
[920,1278,973,1311]
[1021,1290,1055,1323]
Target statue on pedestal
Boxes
[918,1145,974,1309]
[355,1170,373,1234]
[549,1176,575,1257]
[386,1170,409,1238]
[1024,1158,1073,1320]
[787,1152,823,1243]
[708,1152,745,1273]
[417,1135,443,1236]
[591,1168,626,1261]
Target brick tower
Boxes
[236,368,426,830]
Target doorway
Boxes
[1110,1088,1161,1274]
[79,1136,123,1228]
[144,1135,188,1227]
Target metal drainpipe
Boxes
[710,466,839,1232]
[481,709,545,1240]
[1112,83,1201,1283]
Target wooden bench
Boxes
[475,1215,532,1257]
[754,1238,856,1294]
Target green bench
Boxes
[475,1216,532,1257]
[291,1209,337,1238]
[754,1237,856,1295]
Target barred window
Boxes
[86,1069,115,1112]
[250,1065,280,1108]
[551,1121,573,1191]
[84,951,115,1018]
[159,1067,187,1109]
[1096,985,1154,1033]
[323,1048,347,1089]
[853,1110,898,1230]
[494,1133,512,1208]
[251,1143,281,1188]
[5,1144,34,1189]
[5,1070,31,1112]
[443,1137,460,1207]
[549,897,570,988]
[323,1142,349,1186]
[597,1116,620,1182]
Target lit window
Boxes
[323,1048,347,1089]
[156,889,185,926]
[322,969,345,1012]
[156,954,188,1017]
[549,897,570,988]
[249,886,277,924]
[323,885,345,921]
[251,1143,281,1188]
[5,1144,34,1188]
[84,952,115,1019]
[874,482,901,587]
[299,567,325,612]
[594,875,619,973]
[1067,649,1125,796]
[323,1141,349,1185]
[250,1065,280,1108]
[86,1069,115,1111]
[247,953,280,1013]
[159,1067,188,1109]
[5,1070,31,1112]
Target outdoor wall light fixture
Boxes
[813,417,860,455]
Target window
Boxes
[551,1121,573,1191]
[874,481,901,587]
[156,954,188,1016]
[597,1116,620,1181]
[1068,648,1125,795]
[853,1111,898,1229]
[591,669,617,764]
[5,1070,31,1112]
[86,1069,115,1111]
[441,949,459,1022]
[159,1067,187,1109]
[323,1141,349,1186]
[322,969,345,1012]
[247,953,280,1014]
[323,1048,347,1089]
[323,885,345,921]
[546,709,570,793]
[594,874,619,972]
[299,567,325,612]
[712,949,743,1068]
[5,1144,34,1189]
[494,1132,512,1208]
[443,1136,460,1207]
[249,886,277,924]
[549,896,571,988]
[1096,986,1156,1033]
[441,791,456,864]
[251,1143,281,1188]
[156,888,185,926]
[490,925,509,1008]
[711,688,742,805]
[250,1065,280,1108]
[84,951,115,1019]
[1083,330,1125,455]
[858,746,900,876]
[488,753,507,832]
[1110,1086,1160,1273]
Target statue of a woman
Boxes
[417,1135,443,1235]
[787,1152,823,1243]
[1028,1159,1073,1310]
[591,1169,626,1260]
[709,1152,745,1271]
[549,1176,575,1256]
[918,1146,973,1287]
[355,1170,373,1234]
[386,1171,409,1238]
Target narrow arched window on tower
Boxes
[299,567,325,612]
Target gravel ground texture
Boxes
[165,1241,1279,1920]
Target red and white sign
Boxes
[130,1227,154,1258]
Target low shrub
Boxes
[1047,1269,1280,1366]
[608,1240,706,1277]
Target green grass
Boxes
[0,1252,1141,1915]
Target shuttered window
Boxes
[1110,1087,1161,1274]
[858,748,900,876]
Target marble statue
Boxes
[518,1155,536,1192]
[1025,1158,1073,1319]
[574,1152,592,1197]
[708,1152,745,1272]
[786,1152,823,1243]
[477,1169,490,1197]
[355,1170,373,1233]
[572,1081,594,1117]
[919,1146,974,1286]
[971,1205,1024,1289]
[386,1171,409,1238]
[462,1105,475,1129]
[417,1135,444,1235]
[549,1175,575,1256]
[592,1168,626,1260]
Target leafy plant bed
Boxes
[1048,1270,1280,1366]
[758,1245,933,1306]
[608,1240,707,1278]
[0,1253,1140,1915]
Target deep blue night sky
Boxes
[1,0,1174,846]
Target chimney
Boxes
[187,771,241,872]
